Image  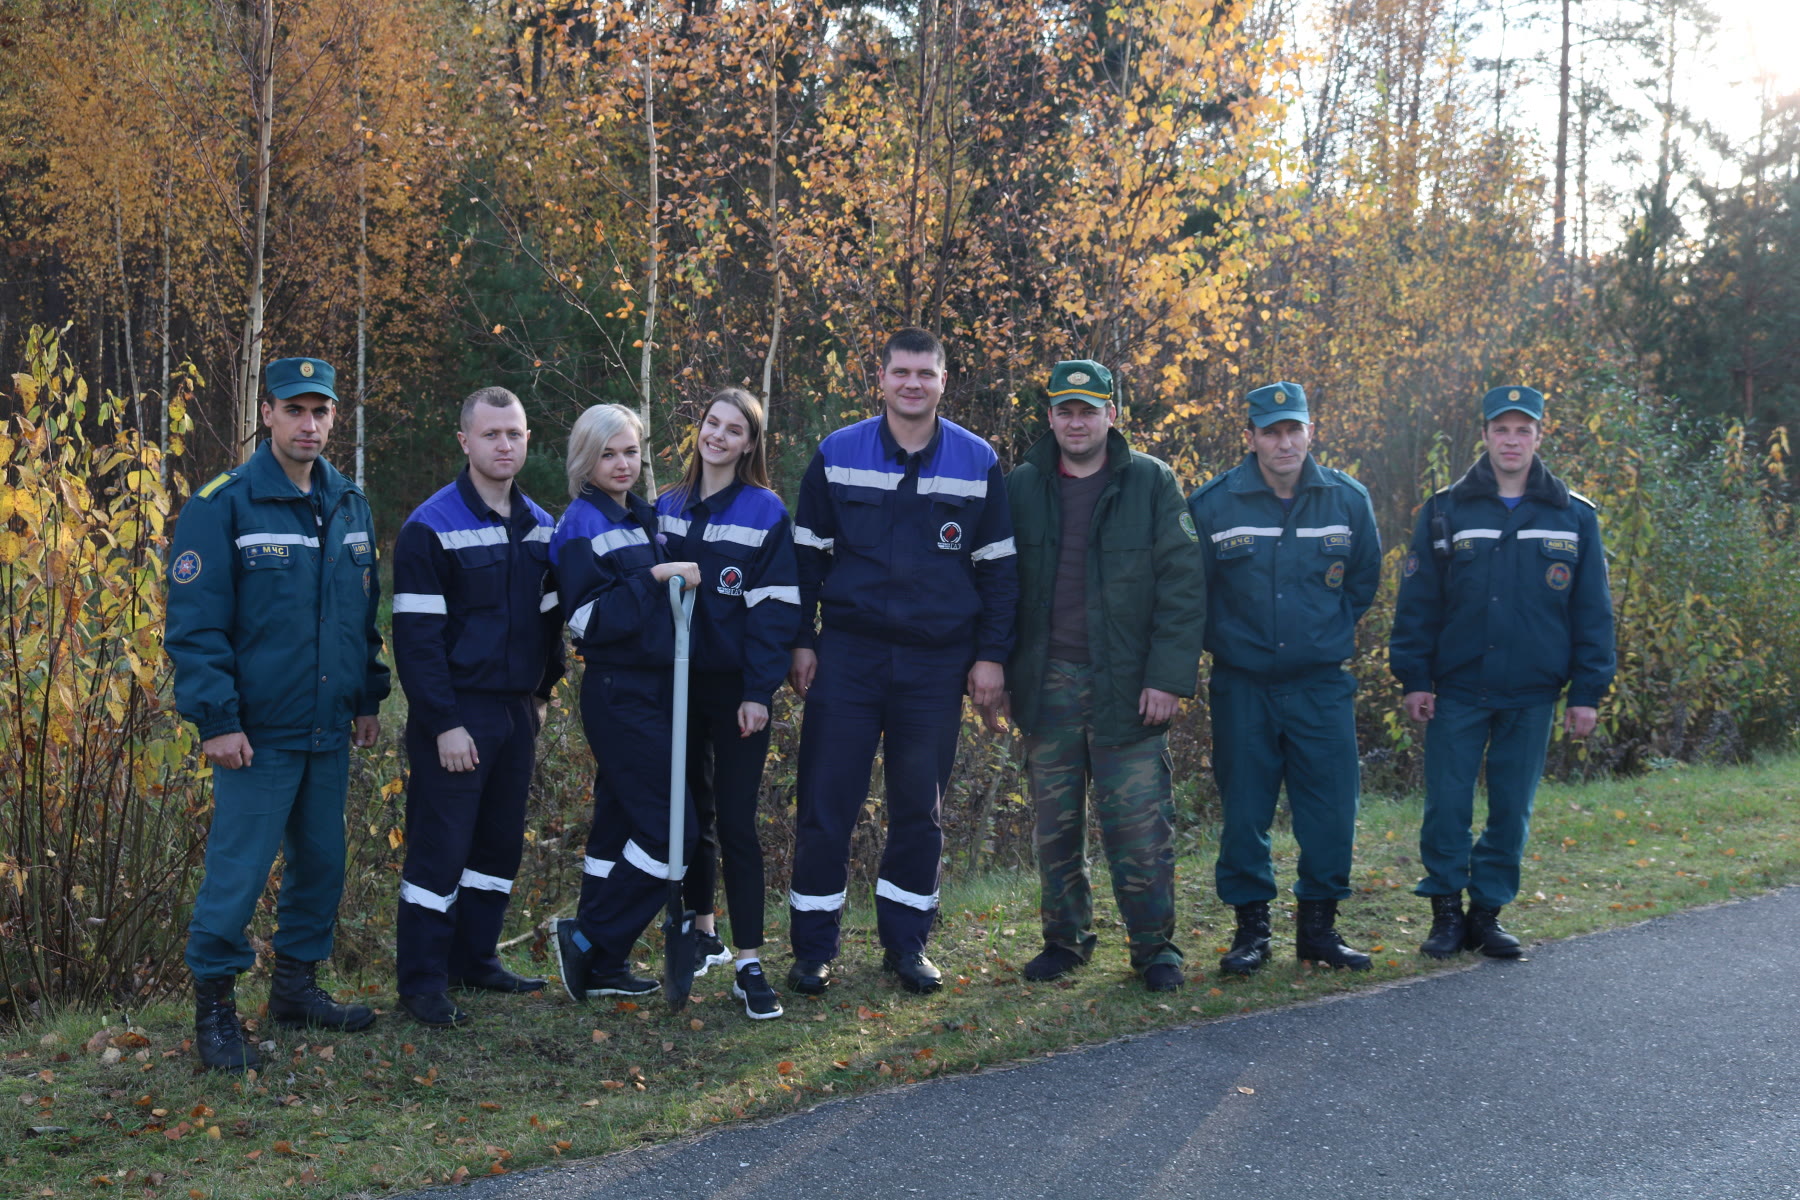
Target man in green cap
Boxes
[165,356,391,1071]
[1186,382,1380,973]
[1390,386,1614,958]
[996,360,1205,992]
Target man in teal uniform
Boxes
[165,357,391,1072]
[1187,382,1380,974]
[1390,386,1614,958]
[1000,360,1206,992]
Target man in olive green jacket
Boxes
[996,360,1205,991]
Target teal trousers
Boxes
[1417,696,1555,909]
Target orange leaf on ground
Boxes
[776,1061,794,1075]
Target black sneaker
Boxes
[583,965,661,998]
[693,932,734,978]
[1142,963,1185,992]
[552,918,595,1003]
[731,962,784,1020]
[1022,945,1086,982]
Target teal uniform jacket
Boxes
[1186,454,1381,677]
[165,442,391,750]
[1390,453,1615,709]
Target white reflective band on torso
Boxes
[1209,526,1282,543]
[744,585,800,607]
[1452,528,1505,542]
[704,522,769,549]
[538,591,560,612]
[971,537,1016,561]
[400,880,457,912]
[1516,529,1579,543]
[824,465,903,490]
[236,532,320,549]
[788,889,847,912]
[794,526,834,551]
[523,525,553,543]
[916,474,988,499]
[659,514,691,538]
[1296,525,1351,538]
[875,878,940,910]
[437,526,509,551]
[392,593,448,614]
[341,530,369,544]
[592,527,651,556]
[458,868,513,894]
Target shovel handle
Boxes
[667,577,695,879]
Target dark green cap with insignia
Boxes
[1482,385,1544,421]
[1046,359,1114,407]
[1247,381,1308,427]
[266,357,339,403]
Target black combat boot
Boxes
[1418,893,1467,959]
[267,954,376,1032]
[1294,899,1372,971]
[1464,905,1523,958]
[1219,902,1273,976]
[193,974,260,1074]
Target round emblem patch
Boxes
[937,521,963,551]
[1325,560,1346,589]
[1508,388,1520,403]
[299,361,316,377]
[717,564,744,596]
[172,549,202,584]
[1545,562,1571,591]
[1178,511,1199,542]
[362,567,371,596]
[1067,371,1091,385]
[1402,552,1419,578]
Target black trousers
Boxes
[680,671,774,950]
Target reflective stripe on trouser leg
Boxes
[186,747,347,979]
[789,633,886,962]
[575,665,698,968]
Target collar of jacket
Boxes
[878,412,944,465]
[668,478,743,517]
[455,467,538,532]
[579,481,657,527]
[1226,451,1329,495]
[1021,426,1132,476]
[244,439,350,504]
[1450,452,1569,507]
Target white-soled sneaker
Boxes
[731,961,784,1020]
[693,932,734,978]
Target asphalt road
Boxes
[427,888,1800,1200]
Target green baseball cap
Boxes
[266,357,339,403]
[1247,381,1308,427]
[1046,359,1114,407]
[1482,385,1545,421]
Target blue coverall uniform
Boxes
[789,415,1018,960]
[657,482,801,951]
[1187,454,1380,906]
[390,470,564,997]
[165,441,390,980]
[549,485,697,973]
[1390,453,1616,908]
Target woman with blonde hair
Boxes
[548,403,700,1000]
[656,387,799,1019]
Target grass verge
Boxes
[4,754,1797,1198]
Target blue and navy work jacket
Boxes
[655,481,801,706]
[550,484,677,671]
[390,470,564,735]
[792,415,1018,661]
[1187,453,1381,680]
[1390,453,1616,709]
[165,441,391,751]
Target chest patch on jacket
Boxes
[242,543,291,563]
[1325,560,1346,588]
[717,564,744,596]
[1545,562,1572,590]
[937,521,963,551]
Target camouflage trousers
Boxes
[1022,659,1181,971]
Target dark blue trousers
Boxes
[575,665,697,969]
[789,630,968,961]
[680,671,774,950]
[396,693,537,997]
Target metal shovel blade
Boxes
[661,884,697,1011]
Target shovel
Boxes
[660,575,699,1010]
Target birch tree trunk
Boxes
[235,0,277,464]
[638,45,660,496]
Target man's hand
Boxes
[438,725,478,772]
[353,714,381,748]
[1565,705,1599,738]
[967,660,1005,709]
[1138,687,1179,726]
[977,692,1011,734]
[203,732,253,770]
[738,701,770,738]
[1404,691,1436,723]
[650,560,702,589]
[789,648,818,697]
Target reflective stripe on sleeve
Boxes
[744,585,800,607]
[392,593,448,615]
[970,537,1016,562]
